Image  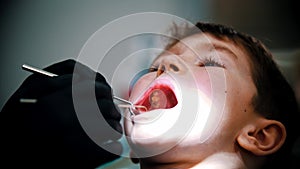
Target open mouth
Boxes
[134,84,178,113]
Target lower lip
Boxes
[132,106,179,123]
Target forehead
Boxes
[161,33,253,68]
[155,33,255,77]
[167,33,243,56]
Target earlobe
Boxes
[237,119,286,156]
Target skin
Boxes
[123,33,273,169]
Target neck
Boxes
[140,152,250,169]
[192,152,246,169]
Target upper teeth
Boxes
[150,89,167,109]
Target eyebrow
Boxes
[208,43,238,60]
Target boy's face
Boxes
[124,33,257,161]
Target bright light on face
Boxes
[123,39,227,157]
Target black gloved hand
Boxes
[1,59,123,168]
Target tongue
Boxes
[135,85,178,112]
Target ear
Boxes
[130,150,140,164]
[237,118,286,156]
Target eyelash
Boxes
[197,56,225,68]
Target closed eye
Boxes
[197,56,225,68]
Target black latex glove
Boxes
[1,59,123,168]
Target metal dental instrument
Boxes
[21,64,146,115]
[112,96,135,116]
[22,64,58,77]
[20,64,58,103]
[112,96,147,117]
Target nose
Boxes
[156,55,186,77]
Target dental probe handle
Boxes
[22,64,58,77]
[22,64,130,106]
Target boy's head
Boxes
[124,22,299,168]
[194,22,299,168]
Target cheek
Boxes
[192,68,228,142]
[188,67,228,104]
[191,68,213,100]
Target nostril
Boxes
[156,65,165,77]
[169,64,179,72]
